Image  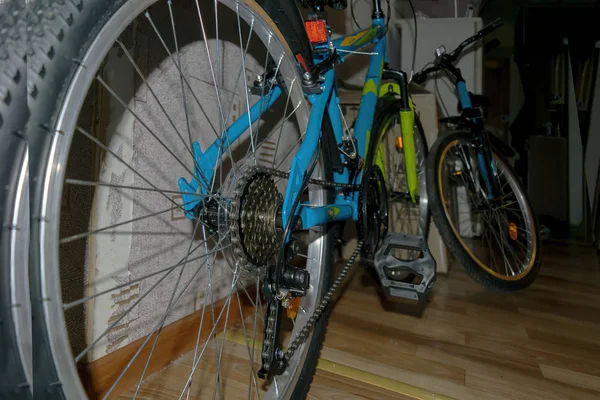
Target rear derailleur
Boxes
[257,245,310,379]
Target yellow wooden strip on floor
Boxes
[540,364,600,392]
[221,330,454,400]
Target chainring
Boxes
[358,165,388,262]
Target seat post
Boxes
[372,0,384,19]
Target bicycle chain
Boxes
[283,239,363,362]
[235,165,363,370]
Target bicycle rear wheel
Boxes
[427,131,541,291]
[26,0,333,398]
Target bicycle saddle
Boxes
[297,0,348,10]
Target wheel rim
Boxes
[437,138,538,280]
[35,1,327,398]
[10,149,32,393]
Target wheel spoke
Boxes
[62,234,217,311]
[214,0,221,87]
[145,11,220,142]
[75,126,218,227]
[132,217,203,398]
[237,279,261,400]
[275,130,306,170]
[193,0,228,144]
[251,34,273,162]
[270,77,295,167]
[234,3,257,163]
[254,98,300,158]
[167,0,194,151]
[213,278,233,400]
[498,211,533,244]
[185,254,214,400]
[486,212,515,276]
[114,37,215,197]
[102,235,229,399]
[64,178,205,197]
[210,14,256,192]
[207,242,224,400]
[235,281,264,324]
[75,233,226,363]
[495,210,522,274]
[250,55,283,159]
[480,212,497,273]
[60,203,186,245]
[115,39,195,160]
[177,270,242,400]
[96,75,198,182]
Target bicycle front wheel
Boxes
[26,0,333,399]
[426,131,541,291]
[362,96,429,264]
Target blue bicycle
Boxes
[6,0,471,398]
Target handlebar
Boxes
[448,18,503,62]
[412,18,503,84]
[477,18,504,38]
[412,68,435,84]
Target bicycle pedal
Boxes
[373,232,436,301]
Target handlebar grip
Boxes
[412,72,426,84]
[478,18,503,38]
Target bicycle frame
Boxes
[179,3,418,235]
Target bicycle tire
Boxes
[25,0,332,399]
[427,131,541,291]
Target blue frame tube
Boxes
[332,23,386,53]
[353,36,386,163]
[280,70,335,228]
[299,203,354,228]
[290,21,387,228]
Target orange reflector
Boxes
[395,136,404,149]
[286,297,301,319]
[508,222,518,241]
[305,20,328,44]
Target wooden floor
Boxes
[122,243,600,399]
